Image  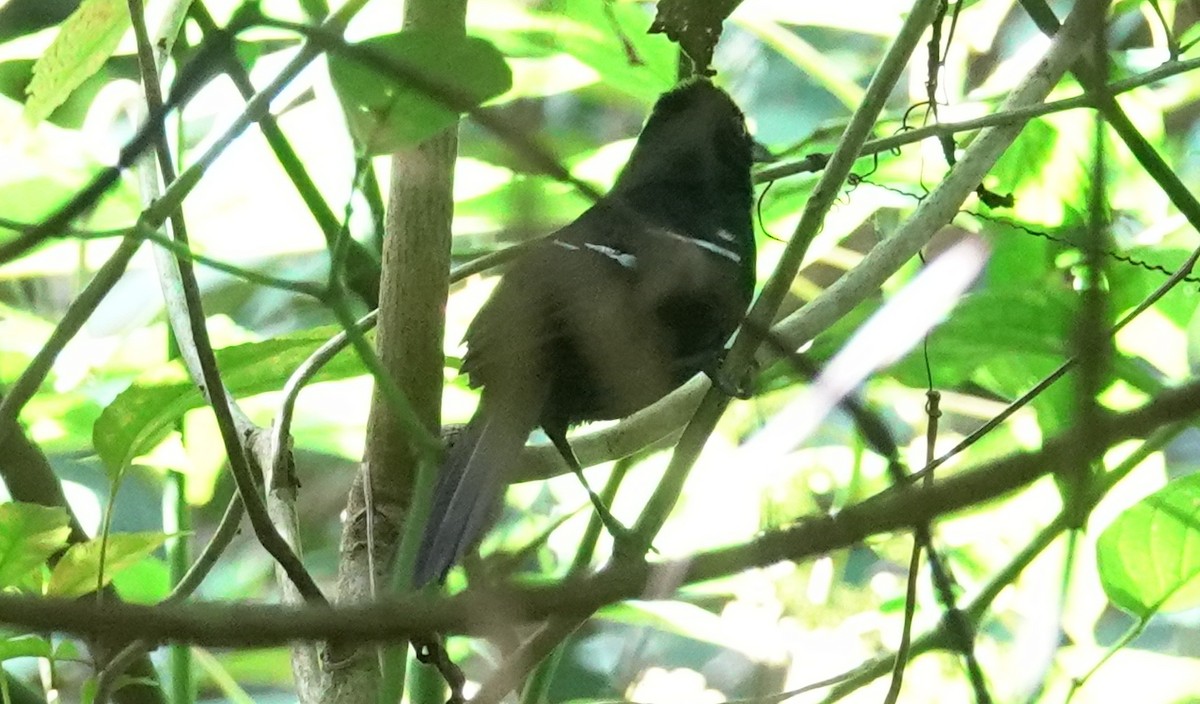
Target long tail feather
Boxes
[413,398,538,587]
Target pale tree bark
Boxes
[326,0,467,701]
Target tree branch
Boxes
[3,371,1198,646]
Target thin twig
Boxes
[822,424,1183,702]
[127,0,326,605]
[0,0,370,267]
[755,56,1200,184]
[626,0,948,577]
[189,0,381,305]
[0,235,141,446]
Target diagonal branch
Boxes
[124,0,325,606]
[625,0,948,567]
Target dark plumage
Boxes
[414,79,758,586]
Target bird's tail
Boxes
[413,396,539,587]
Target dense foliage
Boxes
[2,1,1200,703]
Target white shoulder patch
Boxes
[657,229,741,264]
[584,243,638,269]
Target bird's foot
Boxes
[694,346,757,400]
[551,430,657,559]
[710,370,754,399]
[583,491,656,560]
[706,355,757,400]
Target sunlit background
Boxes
[3,0,1200,702]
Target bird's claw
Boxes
[710,370,754,399]
[585,494,656,560]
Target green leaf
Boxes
[977,353,1073,434]
[47,532,169,598]
[979,216,1059,290]
[1112,247,1196,328]
[814,286,1077,433]
[0,634,53,661]
[54,640,81,660]
[93,326,372,475]
[111,555,170,604]
[81,677,98,704]
[1181,21,1200,54]
[985,114,1059,194]
[0,503,72,589]
[24,0,130,123]
[1097,473,1200,617]
[988,116,1056,189]
[987,111,1095,226]
[818,288,1072,390]
[94,362,191,477]
[928,287,1071,360]
[328,31,511,154]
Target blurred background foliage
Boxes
[2,0,1200,702]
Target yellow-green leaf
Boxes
[47,532,169,598]
[0,503,71,589]
[24,0,130,123]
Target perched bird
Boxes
[414,79,758,587]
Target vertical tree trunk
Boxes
[325,0,467,701]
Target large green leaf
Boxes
[0,635,53,662]
[1112,247,1197,328]
[979,216,1060,291]
[111,555,170,604]
[47,532,169,598]
[988,117,1059,195]
[811,288,1072,390]
[0,503,71,589]
[328,31,511,154]
[1097,473,1200,617]
[24,0,129,122]
[810,285,1079,433]
[93,326,371,475]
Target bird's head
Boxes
[613,79,757,200]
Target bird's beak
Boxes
[751,141,775,163]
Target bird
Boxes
[414,78,759,587]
